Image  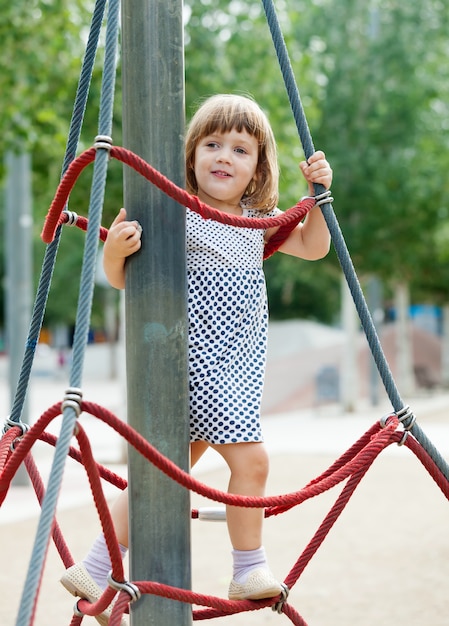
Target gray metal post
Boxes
[4,150,33,486]
[120,1,191,625]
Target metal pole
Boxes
[120,2,191,625]
[4,150,33,486]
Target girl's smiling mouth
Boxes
[212,169,231,177]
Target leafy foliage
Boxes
[307,0,449,295]
[2,0,449,333]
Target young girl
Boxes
[61,94,332,623]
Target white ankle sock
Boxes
[82,533,128,590]
[232,546,268,583]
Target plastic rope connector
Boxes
[94,134,113,152]
[64,210,78,226]
[61,387,83,417]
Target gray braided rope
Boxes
[69,0,119,389]
[8,0,108,429]
[261,0,449,479]
[13,0,119,623]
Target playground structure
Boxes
[1,1,449,625]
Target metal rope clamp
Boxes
[380,405,416,446]
[395,405,416,446]
[379,412,396,429]
[2,416,30,450]
[107,571,142,603]
[314,189,334,207]
[272,582,289,614]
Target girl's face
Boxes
[193,128,259,214]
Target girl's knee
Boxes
[252,446,270,480]
[213,442,270,485]
[240,444,269,484]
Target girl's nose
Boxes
[216,147,232,163]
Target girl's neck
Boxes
[199,195,244,216]
[219,203,243,216]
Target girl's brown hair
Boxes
[185,94,279,213]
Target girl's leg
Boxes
[191,440,210,467]
[105,440,209,551]
[61,441,210,624]
[110,488,129,547]
[211,441,282,600]
[211,442,268,550]
[69,441,209,585]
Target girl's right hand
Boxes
[104,208,142,260]
[299,150,333,195]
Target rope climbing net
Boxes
[1,0,449,625]
[2,388,449,625]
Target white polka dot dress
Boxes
[187,207,279,445]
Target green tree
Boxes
[8,1,448,334]
[0,0,124,331]
[305,0,449,292]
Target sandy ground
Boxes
[1,333,449,626]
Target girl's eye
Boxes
[206,141,219,148]
[235,147,247,154]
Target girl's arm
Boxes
[103,208,142,289]
[265,150,332,261]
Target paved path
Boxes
[1,337,449,625]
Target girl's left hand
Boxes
[299,150,333,194]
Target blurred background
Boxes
[2,0,449,415]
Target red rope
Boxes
[24,454,74,568]
[2,401,448,625]
[40,145,316,253]
[74,423,126,582]
[0,427,18,474]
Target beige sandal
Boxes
[228,567,283,601]
[60,562,127,626]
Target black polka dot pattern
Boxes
[187,207,279,445]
